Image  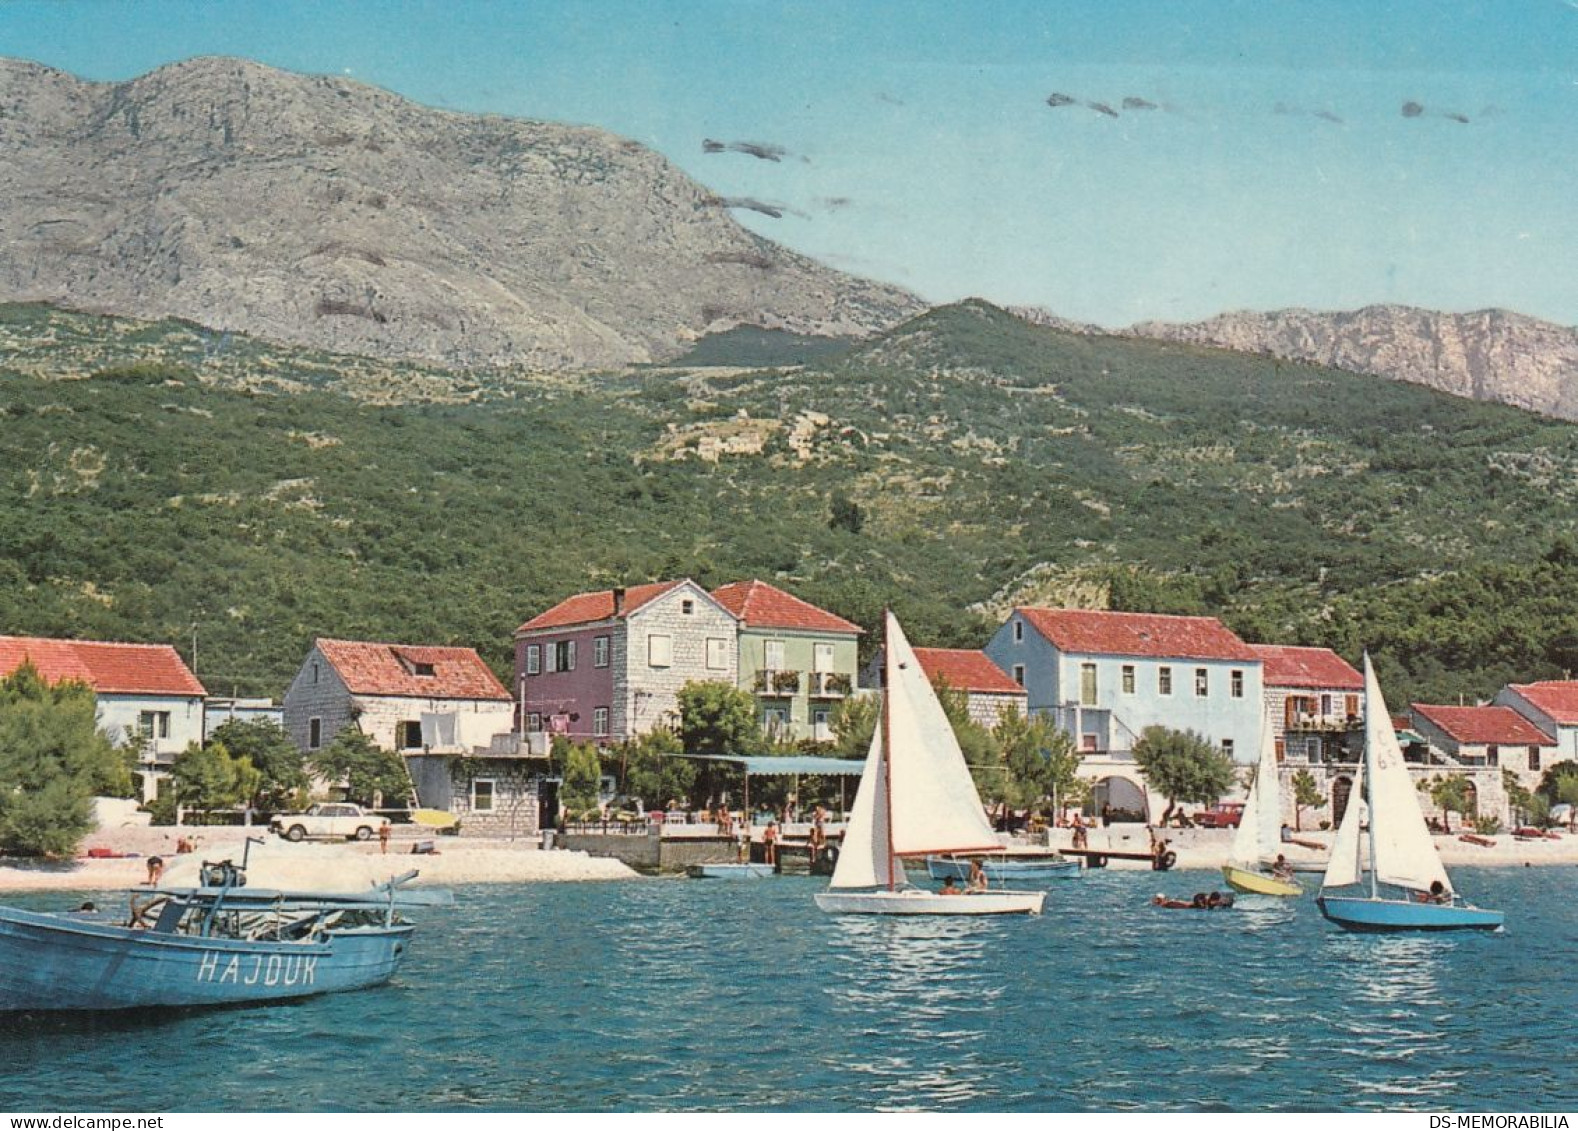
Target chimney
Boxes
[613,587,626,616]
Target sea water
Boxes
[1,867,1574,1112]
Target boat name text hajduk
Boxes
[1431,1118,1570,1129]
[196,951,318,986]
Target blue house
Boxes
[983,609,1264,762]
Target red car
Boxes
[1195,801,1245,828]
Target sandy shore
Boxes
[1044,824,1578,871]
[0,824,640,893]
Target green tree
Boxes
[1502,768,1546,827]
[677,680,759,758]
[1132,726,1237,825]
[933,681,1004,810]
[207,719,307,810]
[168,739,261,821]
[827,693,878,760]
[828,490,864,534]
[0,662,129,856]
[618,729,696,811]
[1291,768,1326,832]
[1428,773,1477,834]
[309,731,412,809]
[560,741,604,817]
[993,705,1082,811]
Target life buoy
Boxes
[1156,850,1177,871]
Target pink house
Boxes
[514,579,738,744]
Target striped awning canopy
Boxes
[683,754,866,777]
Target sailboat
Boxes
[1222,717,1302,896]
[1315,655,1504,932]
[814,612,1046,916]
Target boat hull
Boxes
[0,906,413,1012]
[815,888,1045,915]
[1222,865,1303,897]
[924,856,1081,883]
[1316,894,1504,933]
[685,863,775,879]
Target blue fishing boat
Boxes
[1316,656,1504,933]
[924,854,1081,883]
[0,859,441,1012]
[685,863,776,879]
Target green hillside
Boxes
[2,300,1576,705]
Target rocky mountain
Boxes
[0,56,923,370]
[1128,306,1578,424]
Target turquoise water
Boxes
[2,868,1575,1112]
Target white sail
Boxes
[827,721,892,890]
[1363,656,1453,895]
[1320,761,1366,890]
[883,612,1002,857]
[1229,716,1282,869]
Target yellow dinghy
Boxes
[1222,863,1302,897]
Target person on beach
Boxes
[378,821,391,854]
[763,820,779,866]
[145,855,164,886]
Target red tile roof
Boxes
[914,648,1025,695]
[1016,609,1258,662]
[0,635,206,696]
[1412,703,1554,746]
[710,580,862,635]
[516,580,687,633]
[1249,644,1362,690]
[316,639,509,700]
[1506,681,1578,726]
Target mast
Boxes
[1364,654,1380,900]
[882,609,897,891]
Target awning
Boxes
[683,754,866,777]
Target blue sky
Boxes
[5,0,1576,326]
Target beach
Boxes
[0,824,640,892]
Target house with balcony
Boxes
[281,638,513,758]
[710,579,862,742]
[913,647,1028,730]
[1496,681,1578,765]
[514,579,738,744]
[1410,702,1558,793]
[1249,644,1363,764]
[982,609,1263,762]
[0,634,206,802]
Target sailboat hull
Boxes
[814,889,1045,916]
[1221,865,1303,897]
[1317,894,1504,932]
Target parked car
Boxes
[1195,801,1246,829]
[269,803,387,842]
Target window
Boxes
[543,643,557,673]
[1530,747,1542,771]
[1121,665,1135,694]
[1222,739,1235,760]
[472,779,495,812]
[1159,667,1173,695]
[593,707,609,737]
[311,661,320,685]
[593,636,609,668]
[138,711,171,739]
[1013,620,1024,642]
[1080,663,1098,706]
[1231,670,1244,699]
[1345,695,1359,719]
[812,709,831,742]
[764,639,786,671]
[762,707,789,736]
[648,634,673,667]
[813,642,835,673]
[412,661,435,677]
[398,721,422,749]
[1012,664,1025,687]
[681,599,695,615]
[527,712,541,732]
[706,637,729,670]
[1486,745,1500,768]
[554,640,576,672]
[1320,693,1332,715]
[308,718,322,749]
[1194,668,1209,697]
[526,644,541,675]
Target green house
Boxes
[710,580,863,743]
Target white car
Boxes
[270,803,387,843]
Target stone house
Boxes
[0,634,206,802]
[983,609,1264,762]
[913,647,1028,730]
[514,579,738,744]
[281,638,513,758]
[1249,643,1363,763]
[1410,702,1558,793]
[1496,681,1578,765]
[710,579,862,743]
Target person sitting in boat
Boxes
[1271,854,1294,881]
[1413,879,1450,905]
[939,876,962,895]
[966,859,989,893]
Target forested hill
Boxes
[2,300,1577,706]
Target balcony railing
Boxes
[753,669,802,696]
[808,671,853,698]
